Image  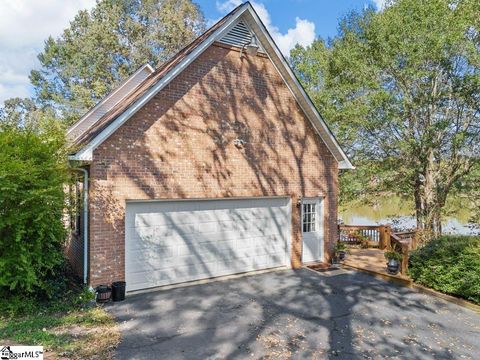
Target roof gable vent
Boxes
[218,20,264,52]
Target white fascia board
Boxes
[338,160,355,170]
[243,7,354,170]
[67,63,155,137]
[72,5,249,161]
[69,150,93,161]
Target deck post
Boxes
[379,226,385,249]
[382,225,392,250]
[411,232,418,250]
[400,242,409,275]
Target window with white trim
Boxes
[302,203,316,233]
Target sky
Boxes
[0,0,386,105]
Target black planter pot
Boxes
[386,259,400,274]
[337,251,346,261]
[96,285,112,303]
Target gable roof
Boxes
[68,1,353,169]
[67,64,154,142]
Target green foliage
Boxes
[0,118,69,297]
[409,236,480,304]
[334,242,347,252]
[30,0,206,123]
[384,250,403,261]
[0,284,94,318]
[291,0,480,230]
[0,98,38,129]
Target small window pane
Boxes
[302,202,317,233]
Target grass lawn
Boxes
[0,292,120,359]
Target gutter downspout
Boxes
[72,168,89,284]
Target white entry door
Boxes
[125,197,291,291]
[301,197,324,263]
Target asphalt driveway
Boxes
[108,268,480,359]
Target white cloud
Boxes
[0,0,316,106]
[372,0,387,11]
[215,0,315,55]
[0,0,96,105]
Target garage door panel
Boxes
[125,198,290,291]
[126,233,176,251]
[195,210,241,222]
[127,226,174,244]
[127,244,176,259]
[132,211,198,228]
[176,241,223,257]
[134,252,220,275]
[216,258,254,273]
[197,221,217,234]
[127,254,174,272]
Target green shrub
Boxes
[0,283,94,318]
[384,250,403,261]
[409,236,480,304]
[334,242,347,252]
[0,121,69,298]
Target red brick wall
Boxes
[88,43,339,287]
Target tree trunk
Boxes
[415,181,445,237]
[414,180,423,229]
[415,150,441,236]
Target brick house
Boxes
[67,2,353,292]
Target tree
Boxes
[30,0,205,124]
[0,98,50,130]
[0,115,69,296]
[291,0,480,234]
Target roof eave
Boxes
[68,150,93,162]
[67,63,155,139]
[338,160,355,170]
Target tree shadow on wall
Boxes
[98,45,344,352]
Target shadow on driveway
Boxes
[108,268,480,359]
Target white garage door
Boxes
[125,197,291,291]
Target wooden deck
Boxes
[342,248,412,285]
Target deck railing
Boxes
[338,225,392,249]
[339,224,418,275]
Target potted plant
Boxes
[334,242,347,261]
[359,234,370,249]
[384,251,403,274]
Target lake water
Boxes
[339,197,478,235]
